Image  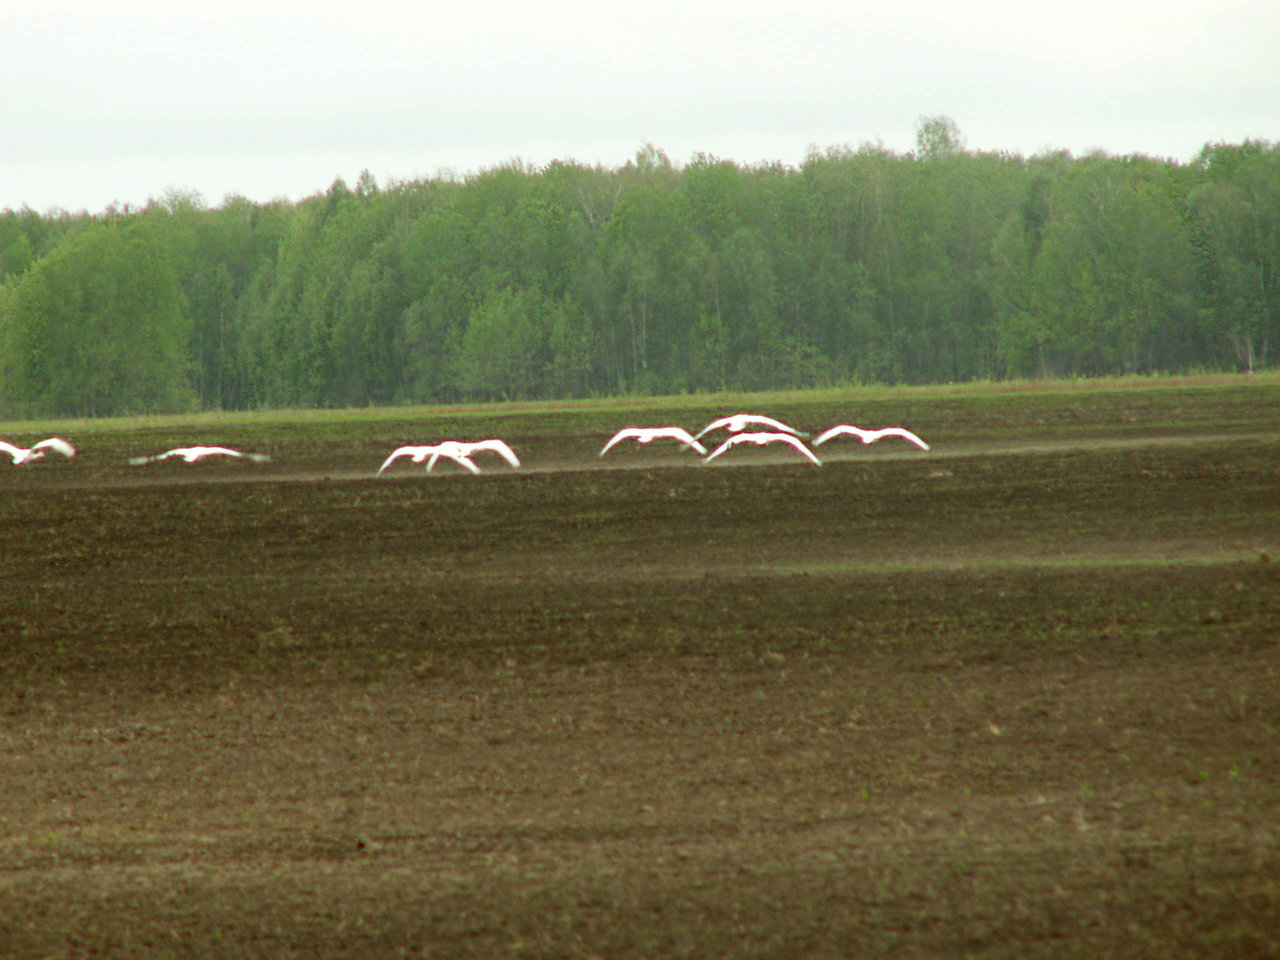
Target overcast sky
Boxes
[3,0,1276,214]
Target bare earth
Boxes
[1,424,1278,958]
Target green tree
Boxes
[1191,140,1280,370]
[0,214,34,281]
[1022,155,1197,374]
[455,288,549,400]
[3,136,1274,413]
[687,307,730,390]
[603,146,701,392]
[544,296,596,398]
[1,220,193,416]
[915,114,965,161]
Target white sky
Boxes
[2,0,1277,214]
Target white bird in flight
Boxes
[438,439,520,470]
[0,437,77,465]
[703,431,822,466]
[599,427,708,457]
[378,443,485,476]
[128,446,270,465]
[694,413,804,440]
[812,424,931,451]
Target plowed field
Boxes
[3,384,1279,957]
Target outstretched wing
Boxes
[0,440,31,463]
[378,446,416,475]
[179,446,243,462]
[702,434,745,463]
[600,428,642,457]
[813,424,869,446]
[874,427,930,451]
[746,414,802,435]
[469,439,520,467]
[32,437,76,458]
[693,416,736,440]
[769,433,822,465]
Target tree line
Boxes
[2,118,1277,418]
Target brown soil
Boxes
[2,430,1278,957]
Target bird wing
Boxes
[378,446,415,475]
[470,439,520,467]
[186,447,242,461]
[876,427,930,451]
[600,428,641,456]
[693,416,735,440]
[813,424,869,446]
[770,433,822,465]
[32,437,76,458]
[702,434,746,463]
[746,415,800,435]
[0,440,30,463]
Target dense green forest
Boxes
[2,119,1277,417]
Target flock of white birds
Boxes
[377,439,523,475]
[1,413,929,476]
[599,414,929,468]
[0,438,270,468]
[0,437,78,465]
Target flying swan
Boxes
[434,439,520,470]
[128,446,270,465]
[0,437,77,465]
[812,425,931,451]
[599,427,708,457]
[703,431,822,466]
[694,414,804,440]
[378,443,479,476]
